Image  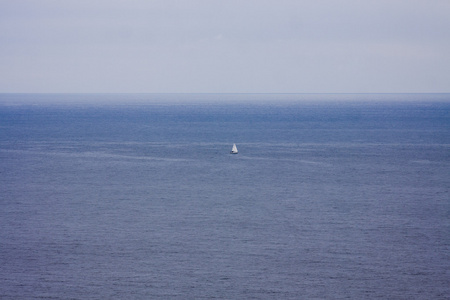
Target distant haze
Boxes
[1,1,449,93]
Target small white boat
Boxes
[230,143,238,154]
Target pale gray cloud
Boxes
[1,0,449,93]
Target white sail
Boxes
[230,143,238,154]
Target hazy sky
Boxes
[1,0,449,93]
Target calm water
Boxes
[0,94,449,299]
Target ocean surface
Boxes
[0,93,449,299]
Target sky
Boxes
[1,0,449,93]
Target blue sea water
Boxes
[0,94,449,299]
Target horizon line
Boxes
[1,92,449,95]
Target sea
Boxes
[0,93,449,299]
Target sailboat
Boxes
[230,143,238,154]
